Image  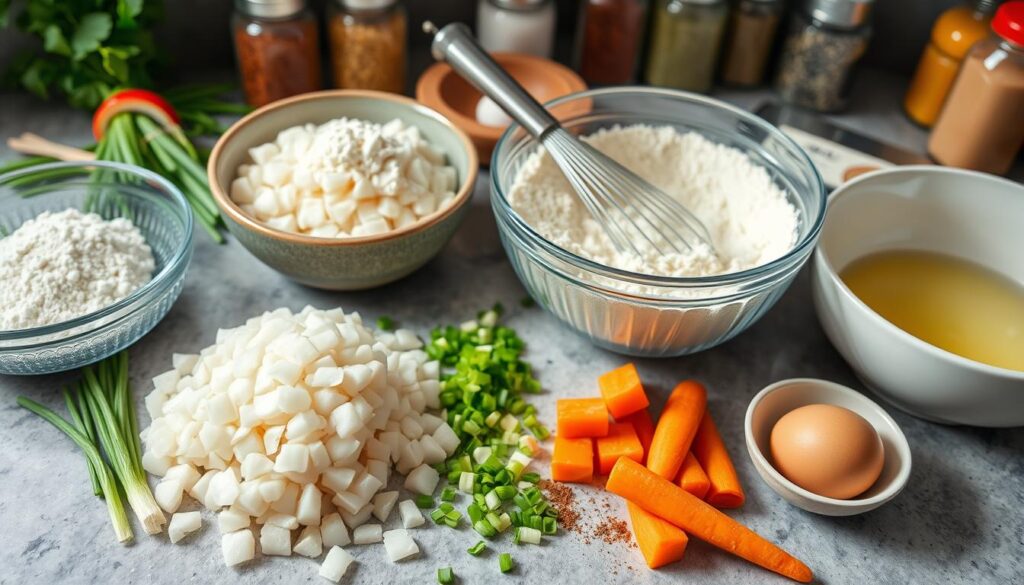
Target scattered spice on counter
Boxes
[328,0,407,93]
[594,516,634,545]
[232,0,322,108]
[540,479,581,533]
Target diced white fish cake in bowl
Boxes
[208,91,478,290]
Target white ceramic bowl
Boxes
[812,166,1024,427]
[745,378,911,516]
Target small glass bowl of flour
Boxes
[0,161,193,375]
[491,88,827,357]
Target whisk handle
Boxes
[425,22,559,139]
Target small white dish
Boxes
[812,166,1024,427]
[745,378,911,516]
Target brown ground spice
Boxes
[541,479,635,548]
[540,479,581,533]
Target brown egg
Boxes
[769,404,884,500]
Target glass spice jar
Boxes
[904,0,999,128]
[775,0,874,112]
[719,0,784,87]
[645,0,730,93]
[328,0,407,93]
[576,0,649,85]
[928,1,1024,176]
[232,0,322,108]
[477,0,557,58]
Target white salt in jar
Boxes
[477,0,556,58]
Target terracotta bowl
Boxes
[208,90,478,291]
[416,53,587,164]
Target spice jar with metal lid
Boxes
[575,0,650,85]
[477,0,556,58]
[720,0,784,87]
[328,0,407,93]
[775,0,874,112]
[928,1,1024,175]
[645,0,730,93]
[232,0,322,108]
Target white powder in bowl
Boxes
[507,125,799,278]
[0,209,155,330]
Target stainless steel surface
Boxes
[234,0,305,19]
[757,102,931,167]
[426,22,716,258]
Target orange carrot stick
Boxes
[627,502,688,569]
[598,363,650,419]
[646,380,707,480]
[557,398,610,438]
[692,412,745,508]
[676,452,711,499]
[622,409,655,462]
[608,458,813,583]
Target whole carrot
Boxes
[676,452,711,500]
[608,458,813,583]
[692,412,745,508]
[647,380,707,479]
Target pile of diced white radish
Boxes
[141,306,460,580]
[229,117,459,238]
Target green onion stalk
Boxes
[16,352,165,541]
[16,395,133,543]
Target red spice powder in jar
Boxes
[577,0,649,85]
[232,0,322,108]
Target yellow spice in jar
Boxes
[328,6,406,94]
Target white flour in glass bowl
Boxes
[507,124,798,278]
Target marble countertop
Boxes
[1,71,1022,585]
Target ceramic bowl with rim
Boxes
[745,378,912,516]
[0,161,193,375]
[208,90,478,291]
[812,166,1024,427]
[416,53,587,163]
[490,87,826,357]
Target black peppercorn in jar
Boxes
[775,0,874,112]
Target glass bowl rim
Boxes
[0,160,194,340]
[489,86,827,289]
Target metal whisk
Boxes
[424,22,716,258]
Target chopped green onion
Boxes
[472,446,493,464]
[495,485,516,501]
[376,316,395,330]
[459,471,476,493]
[515,526,542,545]
[437,567,454,584]
[474,519,497,538]
[467,503,484,523]
[430,509,447,524]
[441,487,457,502]
[485,490,502,511]
[416,495,435,509]
[499,552,514,573]
[521,472,541,484]
[542,516,557,535]
[468,540,487,556]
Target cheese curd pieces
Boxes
[140,305,447,568]
[231,117,459,238]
